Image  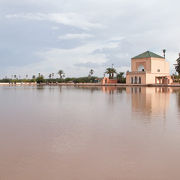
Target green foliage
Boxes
[105,67,117,79]
[0,78,36,83]
[36,75,45,84]
[117,72,126,83]
[172,74,180,83]
[175,57,180,75]
[0,78,11,83]
[58,70,65,79]
[72,76,98,83]
[36,76,98,84]
[32,75,36,79]
[0,74,100,84]
[89,69,94,77]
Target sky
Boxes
[0,0,180,78]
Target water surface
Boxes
[0,86,180,180]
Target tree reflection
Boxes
[173,88,180,111]
[177,91,180,110]
[101,86,126,94]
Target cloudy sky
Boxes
[0,0,180,78]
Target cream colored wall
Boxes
[131,58,151,72]
[151,58,170,74]
[131,57,170,74]
[127,57,172,85]
[127,73,171,85]
[146,73,171,84]
[126,74,130,84]
[145,73,156,84]
[126,74,146,84]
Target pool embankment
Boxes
[1,82,180,87]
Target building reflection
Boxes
[126,87,171,116]
[102,86,117,94]
[101,86,126,94]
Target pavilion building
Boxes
[126,51,172,85]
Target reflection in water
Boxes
[172,88,180,112]
[102,86,126,94]
[77,86,101,94]
[126,87,171,117]
[36,85,45,90]
[0,86,180,180]
[177,91,180,110]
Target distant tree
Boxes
[89,69,94,77]
[49,74,52,79]
[14,75,17,79]
[163,49,166,58]
[58,70,65,79]
[117,72,126,83]
[26,74,28,79]
[32,75,36,79]
[175,54,180,75]
[36,75,44,84]
[105,68,117,79]
[52,73,54,79]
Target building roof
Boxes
[132,51,164,59]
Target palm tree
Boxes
[52,73,54,79]
[117,72,124,79]
[49,74,52,79]
[89,69,94,77]
[163,49,166,58]
[32,75,36,79]
[117,72,125,83]
[105,68,117,79]
[175,54,180,75]
[58,70,65,79]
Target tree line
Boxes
[0,67,126,84]
[1,56,180,84]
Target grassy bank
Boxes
[0,76,103,84]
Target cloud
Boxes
[51,26,59,30]
[5,13,104,30]
[1,0,180,78]
[75,62,103,68]
[2,41,122,78]
[36,42,109,66]
[58,33,94,40]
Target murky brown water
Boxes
[0,86,180,180]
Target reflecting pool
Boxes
[0,86,180,180]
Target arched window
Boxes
[131,77,133,84]
[138,65,145,72]
[134,76,137,84]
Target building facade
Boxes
[101,77,117,84]
[126,51,172,85]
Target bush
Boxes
[36,76,45,84]
[0,76,100,84]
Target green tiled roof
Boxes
[132,51,164,59]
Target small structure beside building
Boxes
[126,51,173,85]
[101,77,117,85]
